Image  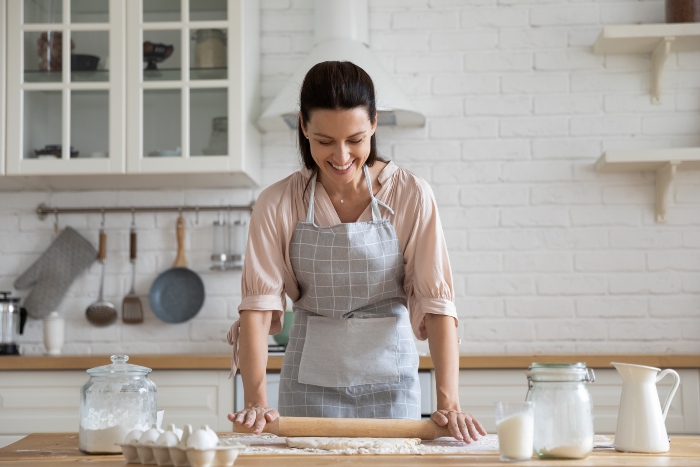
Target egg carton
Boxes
[120,423,246,467]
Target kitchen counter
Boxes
[1,433,699,466]
[1,354,698,371]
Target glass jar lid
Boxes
[526,362,595,383]
[86,354,152,376]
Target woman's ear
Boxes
[299,113,307,138]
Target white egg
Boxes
[123,428,144,445]
[156,430,180,447]
[201,425,219,445]
[139,425,164,445]
[186,429,218,450]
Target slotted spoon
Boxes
[122,224,143,323]
[86,227,117,326]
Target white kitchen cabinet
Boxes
[3,0,260,188]
[0,370,234,436]
[457,369,700,435]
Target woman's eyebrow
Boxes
[312,131,366,138]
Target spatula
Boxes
[122,225,143,323]
[234,416,452,440]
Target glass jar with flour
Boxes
[79,355,157,453]
[526,362,595,459]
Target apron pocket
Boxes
[298,316,400,388]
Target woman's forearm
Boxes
[424,313,461,411]
[239,310,273,408]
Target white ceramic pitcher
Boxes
[612,362,680,453]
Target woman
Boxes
[227,61,486,443]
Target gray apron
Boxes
[279,165,421,419]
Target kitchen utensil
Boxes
[80,355,157,453]
[210,217,228,270]
[0,292,28,355]
[149,216,205,323]
[272,310,294,346]
[612,362,681,453]
[43,311,64,355]
[122,225,144,324]
[234,416,451,440]
[14,226,97,319]
[226,219,246,269]
[526,362,595,459]
[85,228,117,326]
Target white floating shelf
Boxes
[593,23,700,103]
[595,147,700,223]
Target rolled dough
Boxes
[286,437,421,451]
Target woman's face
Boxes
[301,107,377,188]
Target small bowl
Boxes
[71,53,100,71]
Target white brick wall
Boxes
[2,0,699,357]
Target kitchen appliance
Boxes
[612,362,681,453]
[80,355,157,454]
[0,292,28,355]
[526,362,595,459]
[149,215,205,323]
[257,0,425,131]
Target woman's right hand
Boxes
[227,407,279,435]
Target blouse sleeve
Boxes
[402,176,458,340]
[238,184,287,334]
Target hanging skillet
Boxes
[149,215,205,323]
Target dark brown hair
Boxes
[298,61,385,179]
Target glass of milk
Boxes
[495,401,534,462]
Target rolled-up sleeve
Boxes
[238,185,287,334]
[402,177,458,340]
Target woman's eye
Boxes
[349,139,363,144]
[318,141,332,146]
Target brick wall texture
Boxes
[3,0,699,356]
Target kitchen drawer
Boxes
[0,370,234,435]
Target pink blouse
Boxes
[238,161,458,340]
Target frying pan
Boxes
[149,215,205,323]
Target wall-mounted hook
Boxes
[195,206,200,225]
[100,209,106,229]
[131,208,136,228]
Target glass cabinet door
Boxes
[127,0,239,174]
[6,0,124,175]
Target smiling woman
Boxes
[226,61,486,444]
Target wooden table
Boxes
[1,433,699,466]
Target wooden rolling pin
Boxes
[233,416,452,440]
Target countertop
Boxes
[1,433,699,466]
[0,354,698,371]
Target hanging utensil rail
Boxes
[35,202,254,220]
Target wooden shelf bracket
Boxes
[656,161,680,223]
[651,37,674,104]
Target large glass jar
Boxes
[79,355,157,453]
[526,362,595,459]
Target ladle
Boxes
[86,227,117,326]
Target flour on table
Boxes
[287,437,421,453]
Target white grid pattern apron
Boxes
[279,165,421,419]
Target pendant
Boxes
[340,199,344,203]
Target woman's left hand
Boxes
[431,409,487,443]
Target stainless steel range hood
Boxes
[257,0,425,132]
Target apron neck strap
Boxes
[305,165,394,224]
